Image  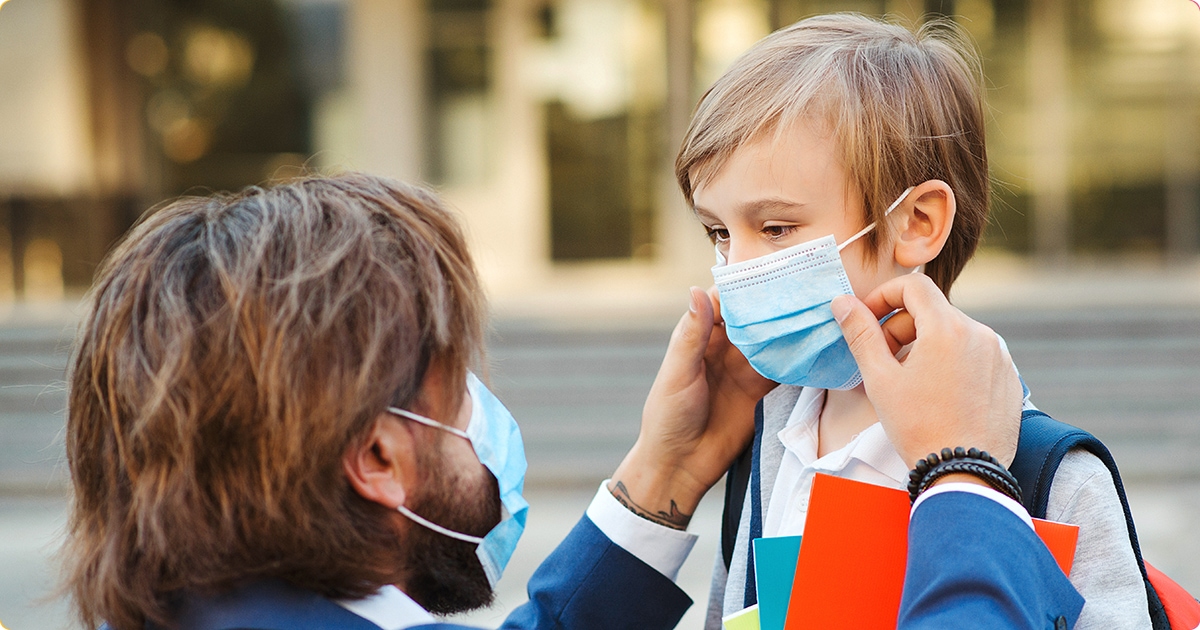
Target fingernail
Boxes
[830,295,851,323]
[688,288,700,313]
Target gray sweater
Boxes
[704,385,1151,630]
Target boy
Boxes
[675,14,1150,629]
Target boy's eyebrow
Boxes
[693,197,807,224]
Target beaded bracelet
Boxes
[907,447,1023,505]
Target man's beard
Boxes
[400,446,502,615]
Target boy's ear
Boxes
[892,179,956,269]
[343,414,418,510]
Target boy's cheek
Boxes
[843,249,899,297]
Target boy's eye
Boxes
[762,225,796,239]
[705,226,730,244]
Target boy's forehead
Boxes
[692,119,849,209]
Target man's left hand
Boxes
[609,286,774,529]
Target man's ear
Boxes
[892,179,956,269]
[343,415,417,509]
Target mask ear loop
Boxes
[396,505,485,544]
[385,406,485,544]
[387,407,471,441]
[836,186,916,253]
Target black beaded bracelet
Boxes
[907,447,1022,505]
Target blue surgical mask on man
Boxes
[712,187,915,390]
[387,372,529,587]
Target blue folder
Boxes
[752,536,803,630]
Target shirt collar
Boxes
[335,585,436,630]
[777,387,909,485]
[776,337,1031,487]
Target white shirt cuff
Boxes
[584,480,698,582]
[911,482,1035,530]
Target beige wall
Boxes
[0,0,92,196]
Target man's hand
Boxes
[830,274,1022,468]
[609,287,775,529]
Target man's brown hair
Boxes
[62,173,485,629]
[677,13,989,293]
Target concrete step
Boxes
[0,387,67,414]
[0,326,75,355]
[0,305,1197,491]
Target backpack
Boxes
[719,405,1200,629]
[1010,410,1200,630]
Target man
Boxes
[63,173,1081,630]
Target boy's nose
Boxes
[723,236,745,264]
[725,241,769,265]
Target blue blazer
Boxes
[148,515,692,630]
[123,491,1084,629]
[900,490,1085,629]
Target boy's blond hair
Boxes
[676,13,988,293]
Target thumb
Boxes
[831,294,897,383]
[661,287,715,379]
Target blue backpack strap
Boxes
[742,400,765,608]
[718,398,766,610]
[720,400,759,572]
[1011,410,1170,630]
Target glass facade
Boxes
[0,0,1198,296]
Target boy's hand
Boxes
[831,275,1022,468]
[610,286,775,529]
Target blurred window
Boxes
[120,0,322,194]
[536,0,666,261]
[428,0,494,188]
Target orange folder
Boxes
[783,473,1078,629]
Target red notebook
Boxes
[783,473,1079,629]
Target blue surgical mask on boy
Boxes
[387,372,529,588]
[712,187,915,390]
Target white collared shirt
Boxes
[335,585,436,630]
[763,387,911,538]
[765,344,1037,539]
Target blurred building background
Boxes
[1,0,1200,628]
[0,0,1198,310]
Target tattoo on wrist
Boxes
[610,480,692,530]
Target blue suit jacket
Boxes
[151,515,692,630]
[900,490,1085,629]
[124,490,1084,629]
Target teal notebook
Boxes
[752,536,803,630]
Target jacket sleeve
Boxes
[899,491,1085,630]
[500,515,692,630]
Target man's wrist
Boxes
[929,472,989,489]
[586,481,698,581]
[608,444,706,531]
[606,479,692,530]
[907,447,1023,505]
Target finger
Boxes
[662,287,715,378]
[857,274,949,329]
[879,310,916,355]
[691,285,714,318]
[706,285,724,326]
[704,309,732,361]
[831,294,900,383]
